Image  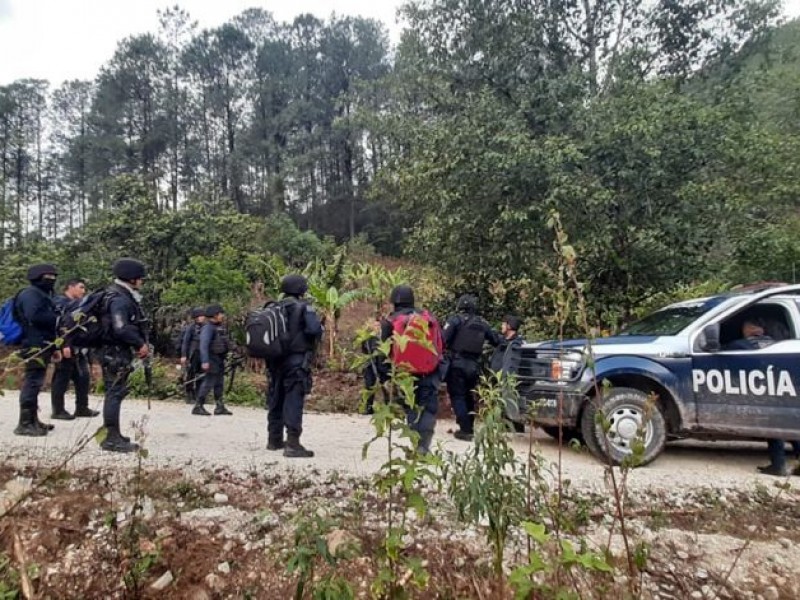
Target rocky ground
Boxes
[0,392,799,599]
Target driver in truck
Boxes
[726,318,797,476]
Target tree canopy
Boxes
[1,2,799,328]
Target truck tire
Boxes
[541,426,584,445]
[579,401,606,460]
[580,387,667,466]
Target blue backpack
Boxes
[0,293,23,346]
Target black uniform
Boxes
[380,306,442,452]
[101,282,147,441]
[51,295,93,417]
[361,334,389,414]
[195,321,231,413]
[180,321,203,403]
[266,298,323,448]
[443,311,501,435]
[489,332,524,374]
[15,279,59,433]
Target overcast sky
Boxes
[0,0,404,85]
[1,0,799,85]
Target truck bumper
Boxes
[511,386,586,427]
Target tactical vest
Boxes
[450,315,487,356]
[210,325,230,355]
[189,323,203,356]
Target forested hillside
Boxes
[1,0,799,327]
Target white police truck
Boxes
[506,284,800,465]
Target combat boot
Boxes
[51,397,75,420]
[101,426,139,453]
[73,406,99,418]
[35,415,55,431]
[214,403,232,416]
[192,404,211,416]
[453,430,473,442]
[417,430,435,455]
[283,435,314,458]
[267,438,285,451]
[14,408,47,437]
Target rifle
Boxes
[226,352,246,393]
[143,353,154,410]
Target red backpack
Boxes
[390,310,444,376]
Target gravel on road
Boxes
[0,391,781,492]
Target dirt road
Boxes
[0,391,781,492]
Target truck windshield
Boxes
[620,304,716,336]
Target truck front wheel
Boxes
[579,387,667,466]
[541,426,584,445]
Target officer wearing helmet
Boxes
[380,285,443,454]
[100,258,149,453]
[13,263,62,436]
[192,304,232,416]
[266,274,323,458]
[443,294,501,440]
[180,307,206,404]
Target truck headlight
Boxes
[550,358,581,381]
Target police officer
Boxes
[361,317,389,415]
[725,319,798,475]
[192,304,233,416]
[100,258,149,453]
[725,318,774,350]
[180,307,205,404]
[14,264,61,436]
[489,315,524,374]
[51,278,98,420]
[381,285,442,454]
[443,294,501,441]
[266,274,323,458]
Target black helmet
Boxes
[457,294,478,313]
[112,258,146,281]
[205,304,224,317]
[191,307,205,319]
[26,263,58,281]
[504,315,522,331]
[390,285,415,308]
[281,274,308,296]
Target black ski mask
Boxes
[33,277,56,293]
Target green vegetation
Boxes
[2,3,798,336]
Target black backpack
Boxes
[450,315,487,356]
[61,289,116,348]
[245,300,303,360]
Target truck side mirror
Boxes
[699,323,721,352]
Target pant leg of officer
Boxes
[50,357,73,412]
[212,367,225,404]
[196,370,215,406]
[283,367,310,439]
[767,438,787,470]
[267,365,285,442]
[408,374,439,433]
[446,365,471,433]
[186,355,201,402]
[20,361,47,411]
[462,364,480,433]
[363,363,377,411]
[102,362,130,428]
[73,353,91,410]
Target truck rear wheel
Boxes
[580,387,667,466]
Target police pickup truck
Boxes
[505,284,800,465]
